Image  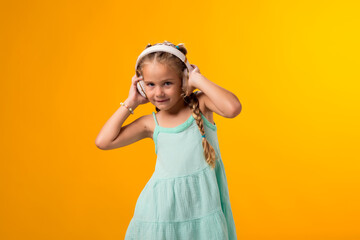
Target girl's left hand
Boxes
[187,64,202,95]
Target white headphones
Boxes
[134,44,194,98]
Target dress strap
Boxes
[152,112,159,126]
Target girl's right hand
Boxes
[127,74,150,106]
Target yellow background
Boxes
[1,0,359,239]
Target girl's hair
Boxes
[136,40,217,169]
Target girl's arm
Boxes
[95,74,150,150]
[95,99,149,150]
[190,65,242,118]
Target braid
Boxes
[185,92,217,169]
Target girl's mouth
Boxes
[156,99,169,102]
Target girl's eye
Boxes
[146,82,171,87]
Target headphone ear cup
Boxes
[136,80,147,98]
[183,68,191,95]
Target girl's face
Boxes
[142,61,183,111]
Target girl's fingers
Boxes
[132,77,143,85]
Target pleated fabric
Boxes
[125,111,237,240]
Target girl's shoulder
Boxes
[142,113,156,139]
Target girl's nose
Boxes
[155,86,164,96]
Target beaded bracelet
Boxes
[120,102,134,114]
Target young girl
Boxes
[95,41,241,239]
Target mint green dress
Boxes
[125,111,237,240]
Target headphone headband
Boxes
[135,44,192,72]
